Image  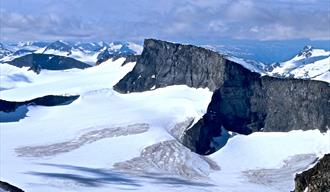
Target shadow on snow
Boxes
[26,163,215,189]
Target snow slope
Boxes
[226,56,266,74]
[0,43,12,60]
[0,58,329,192]
[268,46,330,83]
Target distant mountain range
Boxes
[222,45,330,83]
[201,39,330,64]
[0,40,142,65]
[1,40,329,84]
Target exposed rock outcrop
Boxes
[8,53,91,73]
[294,154,330,192]
[0,95,79,112]
[184,73,329,155]
[114,39,226,93]
[122,55,140,66]
[0,181,24,192]
[114,39,330,155]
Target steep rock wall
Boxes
[113,39,330,154]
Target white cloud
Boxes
[0,9,94,41]
[0,0,329,41]
[208,20,228,33]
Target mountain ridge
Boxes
[113,39,330,155]
[1,41,142,66]
[266,45,330,82]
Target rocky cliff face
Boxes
[294,154,330,192]
[261,77,329,132]
[114,39,226,93]
[184,75,329,154]
[114,39,330,155]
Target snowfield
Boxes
[0,59,329,192]
[268,47,330,83]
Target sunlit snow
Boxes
[0,58,329,192]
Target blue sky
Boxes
[1,0,330,43]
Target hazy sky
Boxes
[1,0,329,42]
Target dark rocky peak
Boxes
[298,45,313,58]
[0,95,79,113]
[122,54,140,66]
[114,39,229,93]
[113,39,329,155]
[265,62,281,72]
[184,74,329,155]
[96,41,140,65]
[8,53,91,73]
[43,40,72,54]
[0,95,79,123]
[96,48,112,64]
[109,41,137,55]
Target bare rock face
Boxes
[294,154,330,192]
[114,39,226,93]
[0,181,24,192]
[260,77,329,132]
[114,39,330,155]
[184,75,329,155]
[0,95,79,113]
[121,55,140,66]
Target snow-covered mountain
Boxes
[202,39,330,64]
[1,41,49,53]
[0,39,328,192]
[74,41,108,53]
[39,40,73,55]
[0,43,13,59]
[0,42,47,62]
[96,41,143,64]
[267,46,330,82]
[35,40,100,65]
[1,57,328,192]
[0,41,142,65]
[213,45,330,83]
